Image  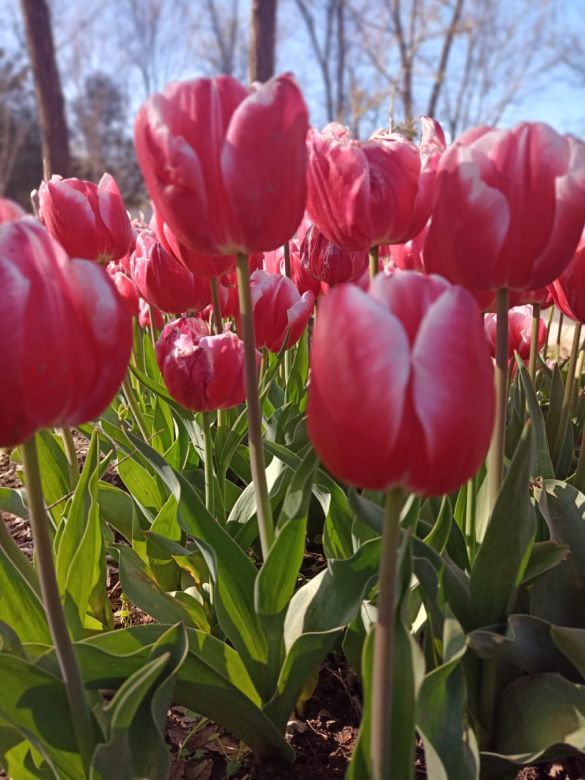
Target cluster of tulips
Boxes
[2,70,585,780]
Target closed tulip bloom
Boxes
[549,233,585,322]
[239,269,314,352]
[0,219,132,447]
[263,242,323,297]
[484,305,547,361]
[390,225,427,272]
[131,231,211,314]
[425,122,585,291]
[307,271,494,495]
[156,318,251,411]
[306,117,445,252]
[38,173,134,263]
[107,262,139,317]
[299,221,369,284]
[0,198,25,223]
[138,298,165,329]
[135,73,309,255]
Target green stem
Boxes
[236,253,274,560]
[283,242,292,398]
[553,321,582,469]
[543,305,555,362]
[487,289,509,512]
[371,487,405,780]
[528,302,541,383]
[122,373,149,440]
[466,473,477,561]
[556,311,565,353]
[369,245,379,281]
[60,427,79,490]
[210,277,229,430]
[283,241,291,278]
[147,305,158,351]
[202,413,215,517]
[573,413,585,491]
[21,436,94,774]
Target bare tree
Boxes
[249,0,277,82]
[19,0,70,177]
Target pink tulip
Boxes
[425,122,585,291]
[38,173,134,263]
[299,221,369,284]
[306,117,445,252]
[264,242,323,297]
[107,262,139,317]
[0,198,25,223]
[549,232,585,322]
[0,219,132,447]
[307,271,494,495]
[389,225,427,272]
[237,269,314,352]
[484,305,547,361]
[138,298,164,329]
[135,74,309,255]
[131,231,211,314]
[156,318,252,411]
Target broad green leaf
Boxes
[516,356,555,479]
[0,726,55,780]
[117,456,165,514]
[35,430,71,522]
[96,483,136,543]
[0,510,38,593]
[0,486,28,519]
[471,427,536,627]
[0,546,50,645]
[147,494,181,591]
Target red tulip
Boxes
[106,262,139,317]
[549,232,585,322]
[0,219,132,447]
[307,271,494,495]
[306,117,445,252]
[131,231,211,314]
[138,298,164,329]
[135,73,309,255]
[263,242,323,297]
[238,269,314,352]
[38,173,134,263]
[150,207,236,278]
[389,225,427,272]
[156,318,252,411]
[299,221,369,284]
[425,122,585,291]
[0,198,25,223]
[484,305,547,361]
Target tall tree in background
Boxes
[19,0,70,177]
[249,0,277,82]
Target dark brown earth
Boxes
[2,442,585,779]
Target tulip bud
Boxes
[138,298,164,329]
[39,173,134,263]
[299,221,369,285]
[131,231,211,314]
[135,74,309,255]
[308,271,494,495]
[0,198,25,223]
[106,262,139,317]
[156,318,252,411]
[0,219,132,447]
[484,305,547,361]
[263,241,323,297]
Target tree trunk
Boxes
[20,0,70,178]
[249,0,277,83]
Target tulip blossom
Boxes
[38,173,134,263]
[549,233,585,322]
[484,305,547,361]
[264,242,323,297]
[389,226,427,273]
[131,231,211,314]
[425,122,585,291]
[299,221,369,285]
[138,298,164,329]
[307,271,494,495]
[150,208,236,278]
[135,73,309,256]
[0,198,25,223]
[306,117,445,252]
[0,219,132,447]
[237,269,314,352]
[156,318,252,411]
[107,262,139,317]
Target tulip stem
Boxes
[147,305,158,351]
[543,305,555,362]
[59,427,79,490]
[283,242,292,395]
[556,311,565,354]
[122,373,149,440]
[236,253,274,559]
[371,487,405,780]
[553,322,582,470]
[487,288,509,511]
[202,413,215,517]
[210,277,229,431]
[466,473,478,561]
[369,245,379,281]
[573,413,585,491]
[21,436,94,774]
[528,303,541,383]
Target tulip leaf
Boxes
[117,456,166,514]
[470,426,536,627]
[0,544,50,645]
[516,356,555,479]
[0,486,28,520]
[0,653,86,779]
[96,482,136,543]
[35,430,71,522]
[0,725,55,780]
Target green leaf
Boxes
[287,330,309,407]
[0,486,28,519]
[35,430,71,522]
[516,356,555,479]
[0,725,55,780]
[0,654,86,779]
[117,456,165,514]
[471,426,536,627]
[0,545,50,645]
[147,494,181,591]
[96,483,136,543]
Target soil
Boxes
[2,440,585,779]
